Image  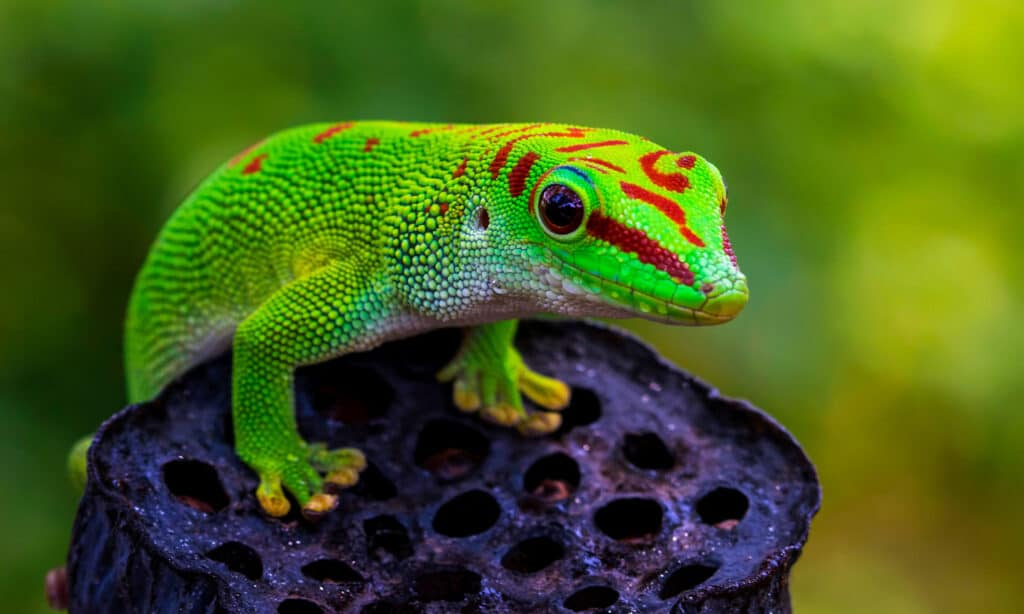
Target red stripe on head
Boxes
[509,152,541,197]
[555,140,628,153]
[363,137,380,152]
[639,150,690,193]
[620,182,705,247]
[489,127,591,179]
[242,153,268,175]
[313,122,355,144]
[228,139,264,167]
[571,157,625,173]
[586,211,695,286]
[452,157,468,178]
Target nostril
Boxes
[700,282,714,296]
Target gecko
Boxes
[75,121,748,519]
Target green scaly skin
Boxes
[98,121,747,518]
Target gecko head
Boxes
[507,135,748,325]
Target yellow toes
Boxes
[518,412,562,436]
[325,468,361,488]
[453,379,482,412]
[257,479,291,518]
[519,371,571,411]
[302,492,339,519]
[481,404,523,426]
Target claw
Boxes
[518,412,562,436]
[325,468,361,488]
[518,369,571,410]
[301,492,338,521]
[481,403,524,426]
[257,476,291,517]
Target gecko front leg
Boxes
[437,320,570,435]
[232,262,375,518]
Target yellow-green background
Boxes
[2,1,1021,612]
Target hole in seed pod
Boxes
[414,567,482,602]
[563,586,620,611]
[622,432,675,470]
[350,463,397,500]
[414,419,489,481]
[300,559,364,584]
[162,459,229,513]
[364,515,413,561]
[277,598,324,614]
[205,542,262,580]
[432,490,500,537]
[594,497,663,542]
[500,536,564,573]
[312,366,393,424]
[523,452,581,502]
[359,601,413,614]
[696,487,749,529]
[556,388,601,433]
[659,562,719,599]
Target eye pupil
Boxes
[539,184,584,235]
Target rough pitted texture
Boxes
[68,322,820,613]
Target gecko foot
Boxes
[438,344,568,437]
[249,442,367,519]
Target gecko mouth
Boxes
[541,257,747,326]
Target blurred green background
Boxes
[2,1,1022,611]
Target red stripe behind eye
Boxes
[586,211,695,286]
[509,152,540,197]
[571,157,625,173]
[489,127,591,179]
[620,182,705,247]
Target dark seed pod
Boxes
[66,322,820,613]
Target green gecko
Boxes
[88,121,749,519]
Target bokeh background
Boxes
[2,1,1022,611]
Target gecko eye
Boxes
[538,184,585,235]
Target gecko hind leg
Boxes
[437,320,570,436]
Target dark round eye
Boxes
[539,184,585,235]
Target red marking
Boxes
[720,196,727,216]
[555,140,628,153]
[412,124,455,137]
[452,157,468,178]
[722,225,738,269]
[586,211,695,286]
[228,140,264,167]
[439,202,449,215]
[620,182,705,247]
[677,155,696,169]
[242,153,268,175]
[639,150,690,193]
[571,157,625,173]
[313,122,354,144]
[471,126,506,139]
[489,127,590,179]
[363,137,380,152]
[488,123,544,141]
[509,152,540,197]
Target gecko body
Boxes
[115,121,747,517]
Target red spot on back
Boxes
[363,137,380,152]
[586,211,695,286]
[439,202,449,215]
[411,124,454,138]
[571,157,625,173]
[452,158,468,178]
[313,122,354,144]
[677,155,696,169]
[555,140,628,153]
[508,152,541,197]
[489,127,590,179]
[620,181,705,247]
[242,153,268,175]
[639,150,690,193]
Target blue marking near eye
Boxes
[558,165,594,185]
